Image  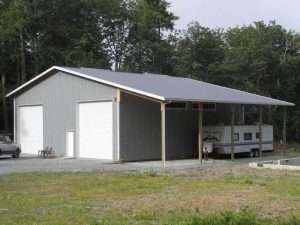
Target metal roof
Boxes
[6,66,294,106]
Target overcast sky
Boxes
[169,0,300,31]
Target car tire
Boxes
[12,153,20,158]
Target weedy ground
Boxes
[0,164,300,225]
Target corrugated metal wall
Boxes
[119,93,161,161]
[15,72,118,158]
[166,109,198,160]
[119,92,199,161]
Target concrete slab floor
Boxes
[125,159,225,169]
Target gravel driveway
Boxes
[0,155,141,175]
[0,153,295,176]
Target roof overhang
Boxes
[6,66,295,107]
[166,99,294,106]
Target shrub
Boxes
[161,209,300,225]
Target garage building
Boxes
[6,66,294,162]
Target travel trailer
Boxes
[203,125,273,157]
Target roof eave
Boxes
[6,66,166,102]
[6,66,59,98]
[165,98,295,107]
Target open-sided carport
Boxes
[6,66,294,165]
[140,78,294,167]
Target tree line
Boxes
[0,0,299,142]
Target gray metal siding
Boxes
[119,93,199,161]
[119,93,161,161]
[166,109,198,160]
[15,71,118,158]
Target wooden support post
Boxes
[198,103,203,163]
[116,89,121,161]
[161,103,166,168]
[230,105,235,161]
[116,89,121,102]
[241,105,245,125]
[283,107,287,154]
[258,106,263,157]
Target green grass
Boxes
[286,145,300,156]
[0,169,300,225]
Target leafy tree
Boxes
[0,0,299,143]
[95,0,132,71]
[123,0,177,73]
[0,0,177,131]
[172,22,225,81]
[216,21,300,140]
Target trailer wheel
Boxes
[250,149,258,158]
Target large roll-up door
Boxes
[78,101,113,159]
[17,105,43,155]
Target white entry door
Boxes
[78,101,113,159]
[65,131,74,157]
[17,105,43,155]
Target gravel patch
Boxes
[0,153,295,176]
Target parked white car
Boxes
[0,135,21,158]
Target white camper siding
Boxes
[203,125,273,154]
[14,71,118,158]
[203,126,225,142]
[261,126,273,141]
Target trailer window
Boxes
[234,133,239,141]
[244,133,252,141]
[256,132,260,139]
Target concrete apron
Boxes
[124,159,225,170]
[249,157,300,171]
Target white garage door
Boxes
[17,105,43,155]
[78,101,113,159]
